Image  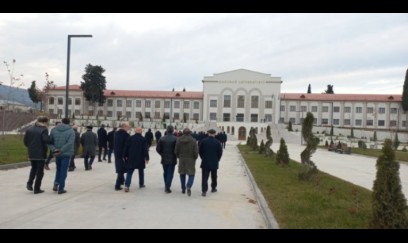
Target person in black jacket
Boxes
[107,127,117,163]
[156,125,177,193]
[123,127,149,192]
[68,125,81,171]
[155,130,162,144]
[23,116,51,194]
[199,128,223,197]
[145,128,153,148]
[97,124,108,162]
[113,122,130,191]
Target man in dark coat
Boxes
[68,125,81,171]
[107,127,117,163]
[145,128,153,148]
[199,128,223,197]
[44,121,60,170]
[156,125,177,193]
[155,130,162,144]
[123,127,149,192]
[81,126,97,170]
[97,124,108,162]
[23,116,50,194]
[113,122,130,191]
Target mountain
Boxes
[0,84,39,108]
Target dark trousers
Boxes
[108,148,114,161]
[27,160,45,191]
[201,168,217,193]
[84,152,95,170]
[115,170,125,189]
[125,168,144,188]
[162,163,175,190]
[98,145,107,161]
[69,155,76,169]
[45,151,53,165]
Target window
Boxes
[136,100,142,108]
[87,110,93,116]
[236,113,244,122]
[279,117,284,123]
[280,105,285,112]
[136,112,142,119]
[49,97,54,105]
[344,107,351,113]
[333,119,339,125]
[265,101,273,109]
[155,112,161,119]
[210,113,217,121]
[301,106,307,112]
[145,100,151,108]
[356,107,362,113]
[58,97,63,105]
[183,113,189,121]
[251,114,258,122]
[174,101,180,109]
[322,106,329,112]
[378,120,385,126]
[98,110,103,116]
[299,118,304,124]
[117,111,122,119]
[224,95,231,108]
[344,119,351,125]
[183,101,190,109]
[193,113,199,120]
[107,99,113,107]
[366,120,373,126]
[251,96,259,108]
[174,113,180,120]
[75,110,80,115]
[145,112,151,119]
[75,98,81,105]
[378,107,385,114]
[265,114,272,122]
[49,109,54,114]
[321,118,328,125]
[107,111,113,117]
[117,100,122,107]
[237,96,245,108]
[311,106,318,112]
[210,100,217,108]
[333,106,340,112]
[355,119,362,126]
[402,121,407,127]
[126,100,132,108]
[194,102,199,109]
[164,112,169,119]
[164,101,170,108]
[289,118,296,124]
[126,111,132,118]
[223,113,230,122]
[390,120,397,127]
[68,98,72,105]
[290,106,296,112]
[391,108,398,114]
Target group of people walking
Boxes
[24,116,223,197]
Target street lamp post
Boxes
[65,34,92,119]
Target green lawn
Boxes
[238,145,372,228]
[0,135,28,164]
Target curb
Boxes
[237,148,280,229]
[0,161,31,170]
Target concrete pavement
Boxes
[0,142,267,229]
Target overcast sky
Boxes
[0,13,407,94]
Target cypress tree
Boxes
[370,139,408,228]
[373,131,377,142]
[393,133,400,150]
[276,138,290,165]
[299,112,318,180]
[330,125,334,137]
[350,127,354,138]
[307,84,311,94]
[402,68,408,111]
[259,139,265,154]
[288,121,293,132]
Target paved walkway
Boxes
[0,142,266,229]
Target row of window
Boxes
[282,117,403,127]
[282,105,398,114]
[210,96,272,109]
[49,109,200,120]
[208,113,272,122]
[49,97,81,106]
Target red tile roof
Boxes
[52,85,203,99]
[280,93,402,102]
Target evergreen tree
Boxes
[246,136,251,146]
[351,127,354,138]
[370,139,408,228]
[276,138,290,165]
[80,64,107,107]
[266,125,271,140]
[288,121,293,131]
[299,112,318,180]
[324,84,334,94]
[307,84,311,94]
[259,140,265,154]
[402,68,408,111]
[27,80,41,105]
[373,131,377,142]
[325,140,329,147]
[393,133,400,150]
[264,125,274,157]
[183,113,187,123]
[139,113,143,122]
[162,113,166,123]
[330,125,334,137]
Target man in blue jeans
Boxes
[49,118,75,194]
[156,125,177,193]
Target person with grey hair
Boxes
[44,120,61,170]
[24,116,50,194]
[175,128,198,196]
[156,125,177,193]
[81,125,97,170]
